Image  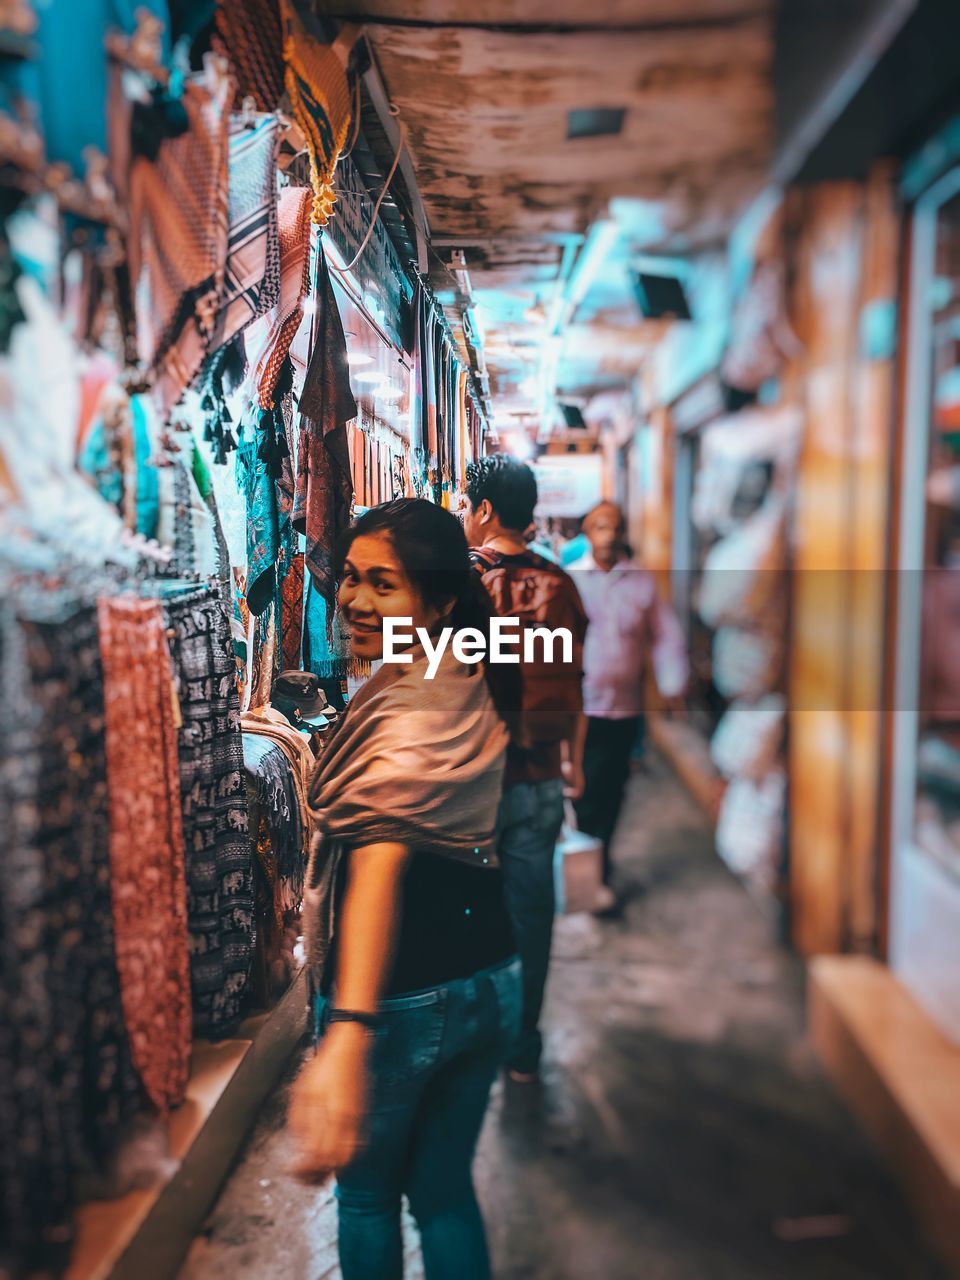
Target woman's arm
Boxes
[289,842,410,1177]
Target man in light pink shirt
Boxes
[568,501,688,910]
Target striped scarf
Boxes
[212,113,282,352]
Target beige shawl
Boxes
[302,645,508,987]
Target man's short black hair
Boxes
[465,453,538,532]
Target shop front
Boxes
[888,153,960,1045]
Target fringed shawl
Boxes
[302,647,508,987]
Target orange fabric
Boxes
[98,597,192,1114]
[128,68,231,419]
[215,0,286,112]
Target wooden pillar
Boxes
[787,167,899,956]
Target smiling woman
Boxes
[333,498,522,728]
[288,497,523,1280]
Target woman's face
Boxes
[338,531,447,661]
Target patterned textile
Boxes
[279,0,352,225]
[0,599,141,1276]
[236,406,294,617]
[215,0,285,112]
[249,601,279,710]
[292,245,356,604]
[241,707,313,847]
[281,550,304,670]
[98,597,192,1114]
[243,186,312,409]
[211,114,281,354]
[164,590,255,1037]
[172,461,197,576]
[243,733,304,918]
[129,63,231,419]
[303,573,349,679]
[157,444,218,579]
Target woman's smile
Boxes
[346,615,380,635]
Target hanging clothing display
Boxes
[24,0,170,181]
[0,6,490,1267]
[0,594,142,1276]
[98,596,192,1114]
[236,403,294,616]
[243,733,305,919]
[281,549,305,670]
[292,244,356,603]
[241,184,312,419]
[128,59,231,419]
[211,112,282,354]
[163,587,254,1037]
[214,0,286,113]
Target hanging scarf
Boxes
[212,112,281,353]
[279,0,352,224]
[244,185,312,410]
[128,62,231,419]
[215,0,286,112]
[97,597,192,1114]
[302,646,508,988]
[292,245,356,605]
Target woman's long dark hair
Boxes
[334,498,521,737]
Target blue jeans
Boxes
[314,958,521,1280]
[496,778,566,1074]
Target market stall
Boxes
[0,2,487,1273]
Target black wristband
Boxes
[328,1007,382,1030]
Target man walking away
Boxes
[568,501,688,914]
[464,455,588,1082]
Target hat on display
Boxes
[271,669,338,723]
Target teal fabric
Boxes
[78,416,122,510]
[23,0,170,178]
[303,573,349,679]
[131,395,159,539]
[235,414,292,618]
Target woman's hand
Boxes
[288,1024,370,1179]
[561,757,585,801]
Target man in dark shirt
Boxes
[464,454,588,1081]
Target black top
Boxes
[330,850,515,997]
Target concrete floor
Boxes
[180,755,947,1280]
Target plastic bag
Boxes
[713,624,784,700]
[715,769,786,890]
[697,494,787,629]
[710,694,786,780]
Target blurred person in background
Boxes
[463,454,588,1083]
[568,501,689,914]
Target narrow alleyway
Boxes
[181,756,945,1280]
